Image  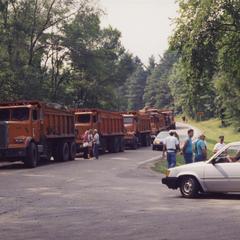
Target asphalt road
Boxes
[0,123,240,240]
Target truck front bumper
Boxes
[0,148,26,160]
[162,177,179,189]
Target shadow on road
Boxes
[173,192,240,200]
[0,159,77,171]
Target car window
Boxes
[215,145,240,163]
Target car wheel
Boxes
[180,176,199,198]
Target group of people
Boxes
[163,129,226,169]
[82,129,100,160]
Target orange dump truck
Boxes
[74,109,125,153]
[161,110,176,130]
[140,108,167,141]
[122,111,151,149]
[0,101,76,168]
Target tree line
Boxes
[1,0,239,127]
[145,0,240,127]
[0,0,172,113]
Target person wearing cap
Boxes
[163,130,180,168]
[213,136,225,154]
[194,134,207,162]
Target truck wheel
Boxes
[24,142,38,168]
[180,176,200,198]
[132,139,138,150]
[113,138,120,153]
[141,135,147,147]
[69,142,76,161]
[146,136,151,147]
[119,137,125,152]
[61,142,70,162]
[54,142,69,162]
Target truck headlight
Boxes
[14,137,26,144]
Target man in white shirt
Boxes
[163,130,180,168]
[213,136,225,154]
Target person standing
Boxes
[182,129,194,164]
[93,129,100,160]
[194,134,207,162]
[88,129,94,158]
[163,131,180,168]
[213,136,225,154]
[82,130,89,159]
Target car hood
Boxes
[168,161,207,176]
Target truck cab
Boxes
[122,112,151,149]
[74,111,98,150]
[0,104,42,161]
[0,101,76,168]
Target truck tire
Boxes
[132,138,138,150]
[146,135,151,147]
[113,138,120,153]
[53,142,69,162]
[180,176,200,198]
[61,142,70,161]
[141,135,147,147]
[69,142,76,161]
[24,142,38,168]
[119,137,125,152]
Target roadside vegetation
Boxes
[153,118,240,174]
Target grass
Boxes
[152,118,240,174]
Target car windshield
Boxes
[0,108,29,121]
[76,114,91,123]
[156,132,169,139]
[124,117,133,124]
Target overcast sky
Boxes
[99,0,179,64]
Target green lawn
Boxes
[152,118,240,174]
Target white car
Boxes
[162,142,240,198]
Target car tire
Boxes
[180,176,200,198]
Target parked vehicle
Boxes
[140,107,167,142]
[152,131,169,151]
[74,109,125,153]
[162,142,240,198]
[161,110,176,130]
[122,111,151,149]
[0,101,76,168]
[152,131,185,151]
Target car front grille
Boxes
[0,122,7,148]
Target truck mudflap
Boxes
[162,177,179,189]
[0,148,26,159]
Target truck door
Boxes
[31,108,41,142]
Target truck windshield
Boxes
[124,117,133,124]
[11,108,29,121]
[0,109,10,121]
[0,108,29,121]
[76,114,91,123]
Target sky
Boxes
[99,0,179,64]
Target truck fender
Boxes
[176,171,207,192]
